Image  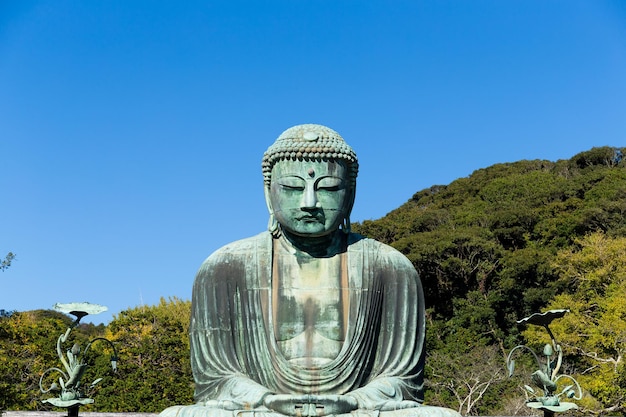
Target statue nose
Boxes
[301,185,318,209]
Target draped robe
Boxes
[161,232,460,417]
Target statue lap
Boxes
[161,404,461,417]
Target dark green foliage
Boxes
[0,300,192,413]
[354,146,626,341]
[353,146,626,413]
[0,309,98,411]
[92,297,193,412]
[570,146,623,169]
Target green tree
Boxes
[523,233,626,414]
[570,146,624,169]
[93,297,193,412]
[352,146,626,414]
[0,309,90,411]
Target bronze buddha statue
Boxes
[161,124,459,417]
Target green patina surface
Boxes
[161,125,460,417]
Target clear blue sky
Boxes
[2,1,625,324]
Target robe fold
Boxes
[189,231,426,410]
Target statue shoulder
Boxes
[348,233,417,273]
[196,231,272,275]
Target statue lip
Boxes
[297,218,323,224]
[297,214,323,221]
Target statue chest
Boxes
[272,252,348,365]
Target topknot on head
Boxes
[262,124,359,187]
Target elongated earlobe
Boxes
[265,186,280,237]
[268,213,280,237]
[342,216,351,234]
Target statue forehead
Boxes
[270,159,348,178]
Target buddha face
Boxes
[269,159,352,237]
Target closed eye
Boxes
[277,177,305,190]
[316,177,344,191]
[317,185,340,191]
[280,184,304,191]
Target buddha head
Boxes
[262,124,359,238]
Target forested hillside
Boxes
[356,146,626,342]
[2,146,625,415]
[353,146,626,414]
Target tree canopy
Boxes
[353,146,626,413]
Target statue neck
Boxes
[279,229,344,257]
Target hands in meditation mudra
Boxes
[161,125,460,417]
